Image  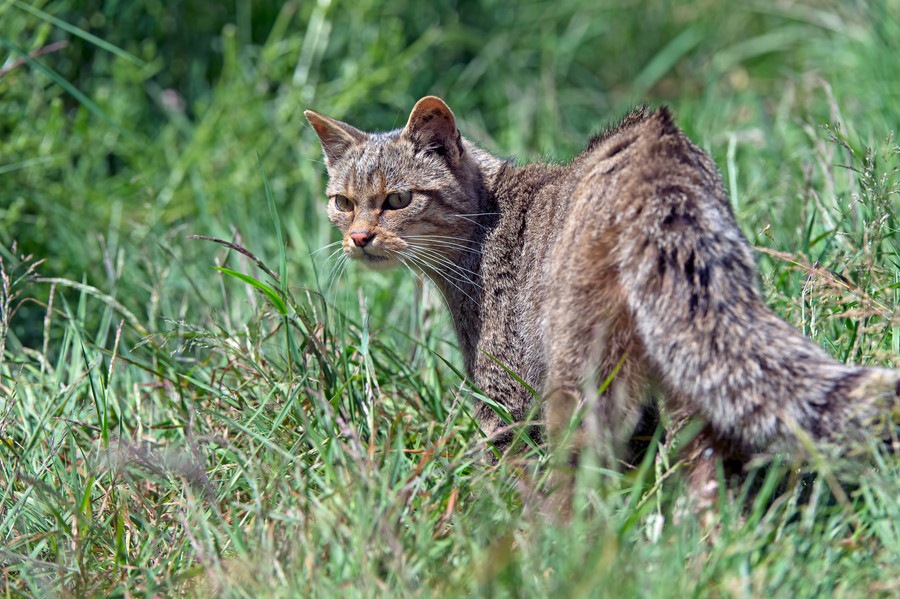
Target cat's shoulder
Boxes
[585,106,680,148]
[581,106,690,160]
[578,105,707,176]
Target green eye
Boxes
[333,195,353,212]
[385,190,412,210]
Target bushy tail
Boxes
[616,109,899,452]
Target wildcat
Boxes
[305,96,898,503]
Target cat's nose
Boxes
[350,231,375,247]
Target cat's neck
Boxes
[431,251,486,375]
[429,145,564,374]
[428,143,504,373]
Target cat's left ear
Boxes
[403,96,464,165]
[304,110,367,167]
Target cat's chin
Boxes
[355,252,398,271]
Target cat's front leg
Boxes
[471,380,541,458]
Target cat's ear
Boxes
[304,110,367,166]
[403,96,464,165]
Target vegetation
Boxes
[1,0,898,596]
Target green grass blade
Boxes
[214,266,288,315]
[12,1,145,66]
[0,36,138,143]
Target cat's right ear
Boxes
[403,96,464,166]
[304,110,367,166]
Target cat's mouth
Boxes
[355,249,396,270]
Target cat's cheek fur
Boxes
[328,217,352,241]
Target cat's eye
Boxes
[385,190,412,210]
[333,194,354,212]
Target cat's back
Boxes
[482,107,734,323]
[572,107,733,224]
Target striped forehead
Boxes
[326,131,447,196]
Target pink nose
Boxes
[350,231,374,247]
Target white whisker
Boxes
[324,252,349,300]
[398,254,453,309]
[323,245,346,265]
[311,240,344,256]
[403,250,482,308]
[450,212,499,229]
[413,262,482,294]
[407,244,482,279]
[403,235,484,255]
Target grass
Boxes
[1,0,899,596]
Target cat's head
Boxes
[305,96,490,272]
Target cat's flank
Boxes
[305,96,898,485]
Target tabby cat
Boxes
[305,96,898,499]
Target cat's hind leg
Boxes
[541,234,654,467]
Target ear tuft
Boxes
[304,109,367,166]
[402,96,464,165]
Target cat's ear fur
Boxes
[403,96,464,165]
[304,109,367,166]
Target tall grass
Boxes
[1,0,898,596]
